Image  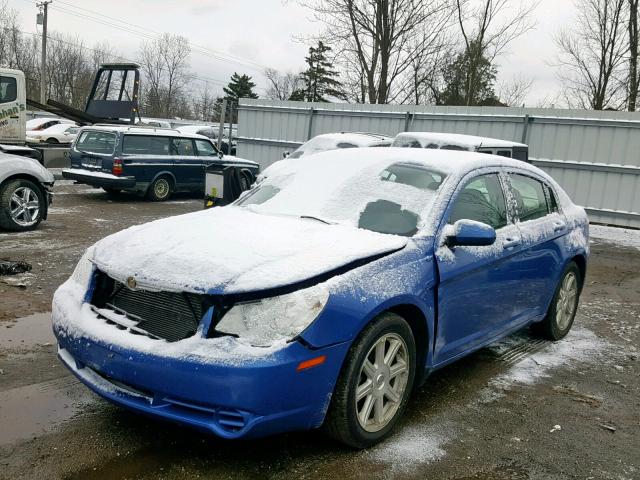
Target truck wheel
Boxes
[323,312,416,448]
[533,262,581,340]
[0,179,45,231]
[147,176,172,201]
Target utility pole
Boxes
[36,0,52,105]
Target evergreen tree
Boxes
[223,73,258,103]
[437,42,500,106]
[290,41,345,102]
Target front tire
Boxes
[0,179,45,231]
[534,262,581,340]
[147,176,172,201]
[323,312,416,448]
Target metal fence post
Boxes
[306,107,315,140]
[521,114,532,144]
[218,99,227,152]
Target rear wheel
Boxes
[46,138,59,144]
[0,179,45,231]
[323,312,416,448]
[534,262,581,340]
[147,176,172,201]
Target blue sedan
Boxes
[52,148,589,448]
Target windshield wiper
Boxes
[300,215,334,225]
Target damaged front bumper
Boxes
[52,282,350,439]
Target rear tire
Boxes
[147,176,172,201]
[534,262,581,340]
[0,179,45,231]
[46,138,59,144]
[323,312,416,449]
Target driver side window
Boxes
[448,173,508,230]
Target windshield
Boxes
[237,156,445,237]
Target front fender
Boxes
[299,241,437,351]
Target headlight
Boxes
[71,246,95,290]
[215,285,330,347]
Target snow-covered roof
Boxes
[176,125,214,134]
[394,132,527,149]
[80,125,210,140]
[311,132,393,144]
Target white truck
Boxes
[0,68,42,159]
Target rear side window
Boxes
[380,164,445,191]
[336,142,357,149]
[449,173,508,229]
[122,135,170,155]
[497,150,512,158]
[195,139,217,156]
[0,76,17,103]
[76,131,117,155]
[509,174,550,221]
[441,144,469,151]
[171,138,195,156]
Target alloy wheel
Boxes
[556,271,578,330]
[355,332,410,433]
[9,186,40,227]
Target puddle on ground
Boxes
[0,376,96,445]
[0,312,55,350]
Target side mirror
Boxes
[446,220,496,247]
[282,151,290,158]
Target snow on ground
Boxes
[489,327,611,388]
[590,225,640,250]
[366,423,450,472]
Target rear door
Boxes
[121,135,171,183]
[170,137,202,188]
[505,172,566,317]
[434,171,527,366]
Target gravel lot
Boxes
[0,179,638,480]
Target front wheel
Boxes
[323,312,416,448]
[0,179,45,231]
[147,176,172,201]
[534,262,581,340]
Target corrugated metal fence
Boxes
[237,99,640,228]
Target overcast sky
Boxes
[12,0,579,106]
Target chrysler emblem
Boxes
[126,276,137,289]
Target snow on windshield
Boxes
[237,152,445,236]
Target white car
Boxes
[0,151,54,231]
[26,117,75,132]
[27,123,80,144]
[260,132,392,181]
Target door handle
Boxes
[503,237,521,249]
[552,221,566,232]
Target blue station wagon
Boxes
[62,126,259,201]
[52,148,589,448]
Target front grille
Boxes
[91,272,205,342]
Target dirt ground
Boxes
[0,179,638,480]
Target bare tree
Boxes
[264,68,304,100]
[497,74,534,106]
[454,0,539,106]
[556,0,628,110]
[297,0,455,104]
[192,83,218,121]
[138,33,191,118]
[629,0,639,110]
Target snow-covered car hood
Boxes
[90,206,407,295]
[0,151,54,184]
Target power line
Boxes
[49,1,266,72]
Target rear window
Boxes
[76,131,117,155]
[122,135,170,155]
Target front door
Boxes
[434,172,527,366]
